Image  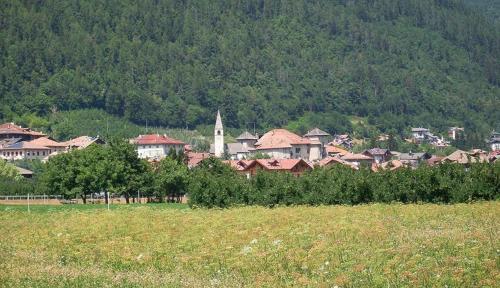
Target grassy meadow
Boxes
[0,202,498,287]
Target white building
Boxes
[131,134,185,160]
[411,128,430,142]
[0,141,51,161]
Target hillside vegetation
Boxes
[0,203,498,287]
[1,0,499,137]
[464,0,500,23]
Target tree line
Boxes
[1,141,498,206]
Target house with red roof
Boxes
[340,153,374,168]
[318,157,358,170]
[61,136,104,150]
[131,134,185,160]
[223,158,312,177]
[254,129,322,162]
[0,123,46,141]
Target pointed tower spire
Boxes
[215,110,223,130]
[214,110,224,157]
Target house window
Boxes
[295,148,301,154]
[27,152,30,156]
[37,151,40,156]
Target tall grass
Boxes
[0,202,498,287]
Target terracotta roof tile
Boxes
[61,136,103,149]
[255,158,312,171]
[318,157,357,169]
[255,129,312,150]
[341,153,373,161]
[187,152,211,168]
[28,137,66,147]
[133,134,184,145]
[0,123,46,137]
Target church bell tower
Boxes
[214,110,224,157]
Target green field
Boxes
[0,202,498,287]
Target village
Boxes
[1,111,499,179]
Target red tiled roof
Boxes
[0,123,46,137]
[318,157,357,169]
[255,129,312,150]
[255,159,312,171]
[28,137,66,147]
[341,153,373,161]
[427,156,443,166]
[61,136,102,149]
[187,152,211,168]
[223,160,255,171]
[133,134,185,145]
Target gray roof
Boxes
[364,148,390,155]
[15,166,33,176]
[236,131,258,140]
[399,152,431,161]
[490,137,500,143]
[304,128,331,137]
[215,110,223,130]
[210,143,254,155]
[5,142,24,149]
[226,143,253,155]
[0,138,22,147]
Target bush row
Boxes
[188,159,500,208]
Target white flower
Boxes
[241,245,252,255]
[272,239,282,246]
[136,253,144,260]
[250,239,258,244]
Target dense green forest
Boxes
[1,0,499,139]
[464,0,500,23]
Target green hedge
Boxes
[0,177,46,196]
[188,160,500,208]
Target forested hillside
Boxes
[464,0,500,23]
[1,0,499,137]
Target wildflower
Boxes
[250,239,258,244]
[136,254,144,260]
[272,239,282,246]
[241,245,252,255]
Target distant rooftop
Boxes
[304,128,331,137]
[236,131,258,140]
